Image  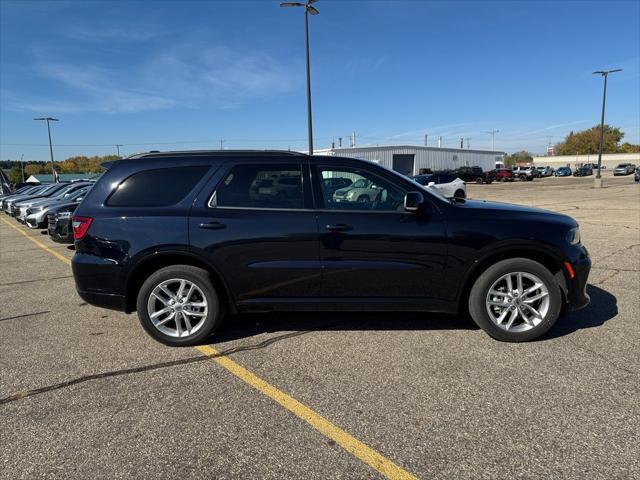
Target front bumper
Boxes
[564,246,591,311]
[25,210,46,228]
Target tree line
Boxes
[503,125,638,167]
[0,155,119,183]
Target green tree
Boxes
[8,166,24,183]
[504,150,533,167]
[554,125,624,155]
[619,142,640,153]
[24,164,44,176]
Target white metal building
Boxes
[314,145,504,177]
[532,152,639,170]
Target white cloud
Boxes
[4,40,297,114]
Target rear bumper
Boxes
[72,252,128,312]
[76,288,127,312]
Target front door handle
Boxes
[325,223,353,232]
[199,221,226,230]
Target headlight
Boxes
[346,191,356,199]
[566,226,581,245]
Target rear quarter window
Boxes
[106,166,209,207]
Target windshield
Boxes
[69,187,89,200]
[55,185,78,198]
[38,184,61,195]
[616,164,628,168]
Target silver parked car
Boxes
[333,177,383,204]
[1,185,49,212]
[613,163,636,176]
[24,185,92,228]
[15,182,92,223]
[535,166,554,177]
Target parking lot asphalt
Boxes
[1,173,639,479]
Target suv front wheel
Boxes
[468,258,562,342]
[137,265,222,346]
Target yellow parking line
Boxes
[196,345,418,480]
[0,216,418,480]
[1,217,71,265]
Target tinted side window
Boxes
[439,174,455,183]
[214,163,303,209]
[319,166,408,212]
[106,166,209,207]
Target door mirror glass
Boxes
[427,181,436,187]
[404,191,425,212]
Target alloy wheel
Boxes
[485,272,550,332]
[147,278,208,338]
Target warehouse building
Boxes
[314,145,505,177]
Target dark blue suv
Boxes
[72,150,591,346]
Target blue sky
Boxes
[1,0,638,161]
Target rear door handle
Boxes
[199,221,226,230]
[325,223,353,232]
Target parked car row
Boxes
[0,180,95,244]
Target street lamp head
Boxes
[593,69,622,76]
[34,117,59,121]
[280,0,319,13]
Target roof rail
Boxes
[130,150,307,159]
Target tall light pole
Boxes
[280,0,319,155]
[115,144,123,158]
[593,68,622,187]
[34,117,59,181]
[483,129,499,151]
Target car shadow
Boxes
[213,309,478,344]
[543,284,618,340]
[212,284,617,344]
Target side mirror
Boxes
[404,191,425,213]
[75,197,83,203]
[427,181,436,187]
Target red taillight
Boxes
[72,216,93,240]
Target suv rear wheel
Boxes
[136,265,222,346]
[468,258,561,342]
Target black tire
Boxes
[136,265,223,346]
[454,189,466,199]
[475,177,483,184]
[526,177,534,181]
[357,195,370,203]
[468,258,562,342]
[519,175,527,181]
